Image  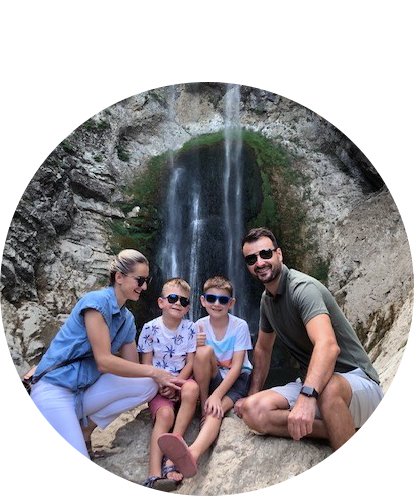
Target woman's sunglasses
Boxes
[203,294,231,305]
[127,275,153,286]
[244,248,277,266]
[161,294,190,307]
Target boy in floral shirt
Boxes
[138,278,198,490]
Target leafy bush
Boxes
[79,108,111,132]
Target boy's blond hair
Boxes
[162,277,191,296]
[203,275,233,297]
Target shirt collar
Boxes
[265,264,289,298]
[108,286,123,315]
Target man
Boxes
[234,227,383,451]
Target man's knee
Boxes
[242,394,270,433]
[318,375,352,412]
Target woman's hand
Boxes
[160,385,179,401]
[153,368,185,391]
[204,393,224,418]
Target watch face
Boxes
[301,386,318,398]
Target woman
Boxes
[30,249,182,458]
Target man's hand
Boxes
[204,393,223,418]
[287,394,316,440]
[234,397,246,418]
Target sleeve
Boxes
[294,282,329,325]
[187,322,197,353]
[234,320,253,352]
[258,292,274,333]
[76,291,111,328]
[137,322,154,353]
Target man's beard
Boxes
[254,260,282,284]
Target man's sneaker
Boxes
[355,425,372,482]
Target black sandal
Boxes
[142,475,177,491]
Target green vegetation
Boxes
[84,118,111,132]
[109,153,169,255]
[61,140,76,155]
[110,128,326,280]
[242,130,312,271]
[117,146,130,162]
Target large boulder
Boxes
[92,408,332,494]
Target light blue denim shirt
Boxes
[34,286,137,392]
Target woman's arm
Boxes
[119,341,139,363]
[84,309,182,389]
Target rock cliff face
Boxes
[0,412,414,496]
[1,83,413,493]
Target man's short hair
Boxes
[203,275,233,297]
[241,227,279,250]
[162,278,191,296]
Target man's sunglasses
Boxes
[161,294,190,307]
[126,275,153,286]
[204,294,231,305]
[244,248,277,266]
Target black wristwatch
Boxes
[300,385,319,399]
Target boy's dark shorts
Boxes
[209,371,251,404]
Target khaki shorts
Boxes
[270,368,384,428]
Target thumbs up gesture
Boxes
[196,324,206,347]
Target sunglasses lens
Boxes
[205,294,217,304]
[167,294,179,304]
[218,296,230,305]
[180,297,190,307]
[136,276,151,286]
[260,249,274,260]
[244,255,257,266]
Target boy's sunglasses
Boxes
[204,294,231,305]
[127,275,152,286]
[244,248,277,266]
[161,293,190,307]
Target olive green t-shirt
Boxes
[259,265,380,384]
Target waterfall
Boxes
[159,86,182,280]
[157,83,248,323]
[223,84,245,317]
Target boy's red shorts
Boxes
[149,378,197,421]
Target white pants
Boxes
[31,374,158,458]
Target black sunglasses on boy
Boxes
[161,294,190,307]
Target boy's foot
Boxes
[143,476,177,492]
[162,458,183,482]
[355,425,372,482]
[158,433,197,478]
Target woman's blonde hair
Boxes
[109,249,149,285]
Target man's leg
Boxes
[317,374,355,451]
[242,389,328,439]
